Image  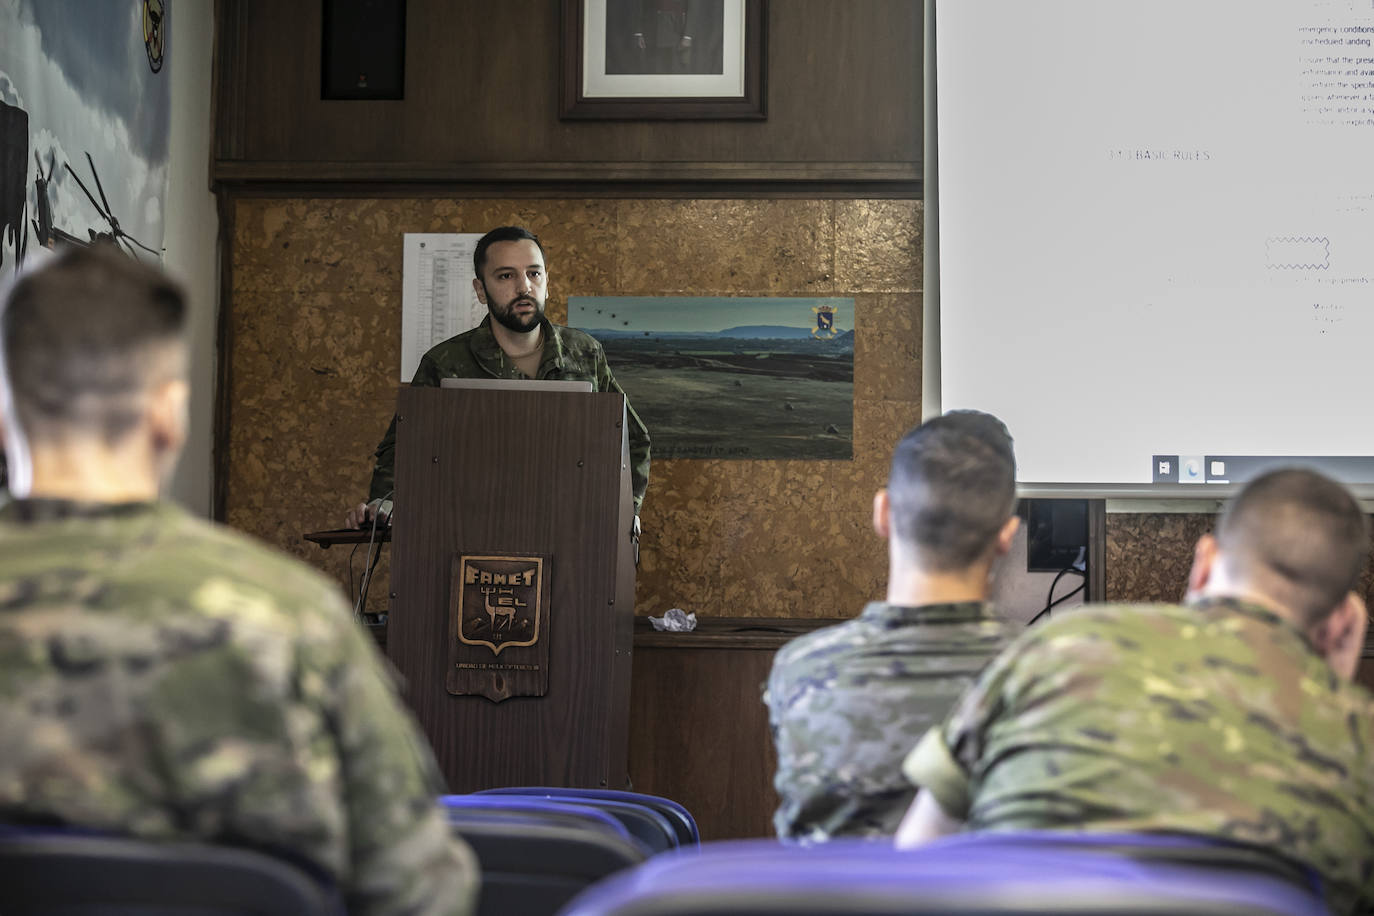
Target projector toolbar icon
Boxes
[1152,455,1178,483]
[1180,456,1205,484]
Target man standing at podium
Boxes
[347,225,650,529]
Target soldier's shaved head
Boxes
[887,411,1017,572]
[1216,469,1368,628]
[2,245,187,446]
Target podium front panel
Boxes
[388,387,635,792]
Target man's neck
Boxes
[490,321,544,359]
[885,562,991,607]
[1191,583,1300,627]
[27,445,160,504]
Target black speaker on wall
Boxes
[321,0,406,100]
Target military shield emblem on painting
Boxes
[812,303,838,338]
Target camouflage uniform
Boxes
[904,597,1374,915]
[765,600,1019,841]
[369,316,651,510]
[0,498,479,916]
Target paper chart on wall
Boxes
[400,233,485,383]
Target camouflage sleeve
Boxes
[367,414,399,503]
[368,357,444,503]
[597,356,651,511]
[902,727,971,820]
[308,598,479,915]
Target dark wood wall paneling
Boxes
[213,0,921,187]
[629,643,780,840]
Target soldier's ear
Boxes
[1313,591,1367,681]
[147,377,189,462]
[873,488,891,539]
[993,515,1020,557]
[472,276,487,305]
[1186,533,1218,598]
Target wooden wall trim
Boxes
[212,160,922,188]
[213,181,922,201]
[212,187,236,523]
[211,0,249,162]
[634,616,841,651]
[1087,499,1107,602]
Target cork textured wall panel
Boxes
[225,198,921,619]
[1104,513,1214,603]
[1106,511,1374,610]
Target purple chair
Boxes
[440,795,648,916]
[559,831,1330,915]
[441,794,638,845]
[473,789,691,852]
[477,787,699,848]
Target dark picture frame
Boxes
[560,0,767,120]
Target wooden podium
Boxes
[387,387,636,792]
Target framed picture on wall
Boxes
[560,0,767,119]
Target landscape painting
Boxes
[569,297,854,460]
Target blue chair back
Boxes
[442,795,637,845]
[0,830,340,915]
[560,832,1330,915]
[469,792,679,852]
[441,795,648,916]
[477,786,700,847]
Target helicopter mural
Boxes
[0,100,160,272]
[35,148,160,259]
[0,0,171,281]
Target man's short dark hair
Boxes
[887,410,1017,571]
[473,226,545,278]
[1216,468,1369,628]
[2,246,187,445]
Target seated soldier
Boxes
[899,467,1374,915]
[765,411,1023,840]
[0,247,477,915]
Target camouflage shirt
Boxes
[369,316,651,510]
[765,600,1019,841]
[904,597,1374,915]
[0,499,478,916]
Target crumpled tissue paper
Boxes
[648,608,697,632]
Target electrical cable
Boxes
[1027,565,1086,627]
[353,491,393,621]
[348,540,361,604]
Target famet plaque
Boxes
[447,554,552,701]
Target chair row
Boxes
[0,788,688,916]
[0,796,1332,915]
[562,832,1331,916]
[443,787,698,915]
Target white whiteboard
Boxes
[930,0,1374,495]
